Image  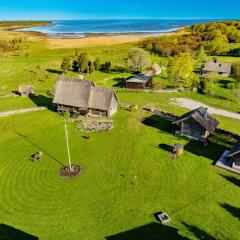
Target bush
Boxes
[227,83,236,90]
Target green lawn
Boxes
[1,32,240,240]
[0,102,240,240]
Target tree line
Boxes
[61,47,152,74]
[143,21,240,57]
[0,21,51,28]
[61,50,112,74]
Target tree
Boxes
[101,61,112,72]
[195,46,207,72]
[94,57,101,70]
[88,61,95,74]
[206,32,229,55]
[61,56,72,72]
[168,53,194,87]
[72,52,89,73]
[128,48,151,72]
[78,52,89,73]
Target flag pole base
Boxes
[59,164,83,178]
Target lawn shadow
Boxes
[105,222,189,240]
[0,224,38,240]
[141,116,176,135]
[100,66,131,74]
[181,222,216,240]
[220,203,240,220]
[46,69,63,74]
[184,132,235,163]
[218,79,232,89]
[158,144,172,152]
[112,77,126,87]
[219,174,240,187]
[15,131,64,167]
[29,95,54,110]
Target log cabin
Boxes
[173,107,219,141]
[125,71,153,89]
[227,140,240,170]
[53,77,118,118]
[201,60,232,77]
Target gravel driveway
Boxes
[171,98,240,120]
[0,107,47,117]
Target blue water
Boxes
[19,19,222,38]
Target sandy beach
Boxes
[0,23,187,49]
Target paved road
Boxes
[171,98,240,120]
[0,107,47,117]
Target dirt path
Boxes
[171,98,240,120]
[0,107,47,117]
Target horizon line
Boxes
[0,17,239,21]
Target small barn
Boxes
[53,77,118,118]
[202,60,232,77]
[227,140,240,170]
[173,107,219,140]
[125,71,153,89]
[152,63,162,75]
[18,85,34,97]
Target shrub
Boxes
[227,83,236,90]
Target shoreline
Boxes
[0,23,187,48]
[15,26,183,39]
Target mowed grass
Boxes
[1,31,240,239]
[0,105,240,240]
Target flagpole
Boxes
[64,120,72,171]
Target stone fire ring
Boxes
[59,164,83,178]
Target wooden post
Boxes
[64,120,72,171]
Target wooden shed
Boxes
[18,85,34,97]
[173,107,219,141]
[125,71,153,89]
[53,76,119,118]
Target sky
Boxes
[0,0,239,20]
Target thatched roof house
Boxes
[202,60,232,77]
[126,71,153,89]
[18,85,34,97]
[173,107,219,140]
[152,63,162,75]
[53,77,118,118]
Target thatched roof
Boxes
[173,107,219,131]
[228,140,240,157]
[89,87,116,111]
[53,76,118,111]
[18,85,34,93]
[202,61,232,74]
[126,71,153,83]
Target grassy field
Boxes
[1,28,240,240]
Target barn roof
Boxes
[173,107,219,131]
[202,61,232,74]
[18,85,34,93]
[228,140,240,157]
[53,76,117,111]
[126,71,153,83]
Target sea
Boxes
[17,19,223,38]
